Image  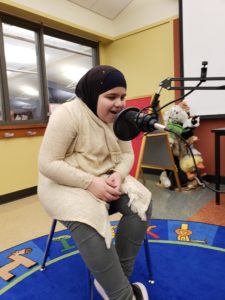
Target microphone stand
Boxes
[160,76,225,90]
[153,61,225,113]
[159,61,225,91]
[160,61,225,91]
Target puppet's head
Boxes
[164,100,200,129]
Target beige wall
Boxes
[0,137,42,195]
[100,20,175,107]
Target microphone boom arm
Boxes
[160,76,225,90]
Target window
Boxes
[0,15,98,136]
[43,34,93,114]
[3,24,42,122]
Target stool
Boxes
[40,219,154,298]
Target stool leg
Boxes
[144,234,155,284]
[40,219,57,271]
[88,271,94,300]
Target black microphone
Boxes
[113,107,168,141]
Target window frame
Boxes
[0,13,99,139]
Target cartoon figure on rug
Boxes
[146,225,160,239]
[176,224,192,241]
[0,248,37,282]
[111,225,118,239]
[52,235,76,252]
[175,223,207,244]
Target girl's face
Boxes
[97,87,126,123]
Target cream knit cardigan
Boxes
[38,99,151,248]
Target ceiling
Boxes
[67,0,134,20]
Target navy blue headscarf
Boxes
[75,65,127,115]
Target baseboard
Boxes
[0,186,37,205]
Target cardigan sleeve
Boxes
[112,140,134,179]
[38,104,94,189]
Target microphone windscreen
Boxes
[113,107,141,141]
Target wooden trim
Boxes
[0,123,46,139]
[135,134,147,178]
[0,186,37,204]
[173,18,181,99]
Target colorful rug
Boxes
[1,220,225,300]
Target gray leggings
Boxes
[61,195,152,300]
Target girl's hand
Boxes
[87,176,121,202]
[106,172,122,192]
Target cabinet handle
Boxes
[4,132,15,138]
[27,130,37,136]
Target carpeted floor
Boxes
[1,219,225,300]
[188,195,225,226]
